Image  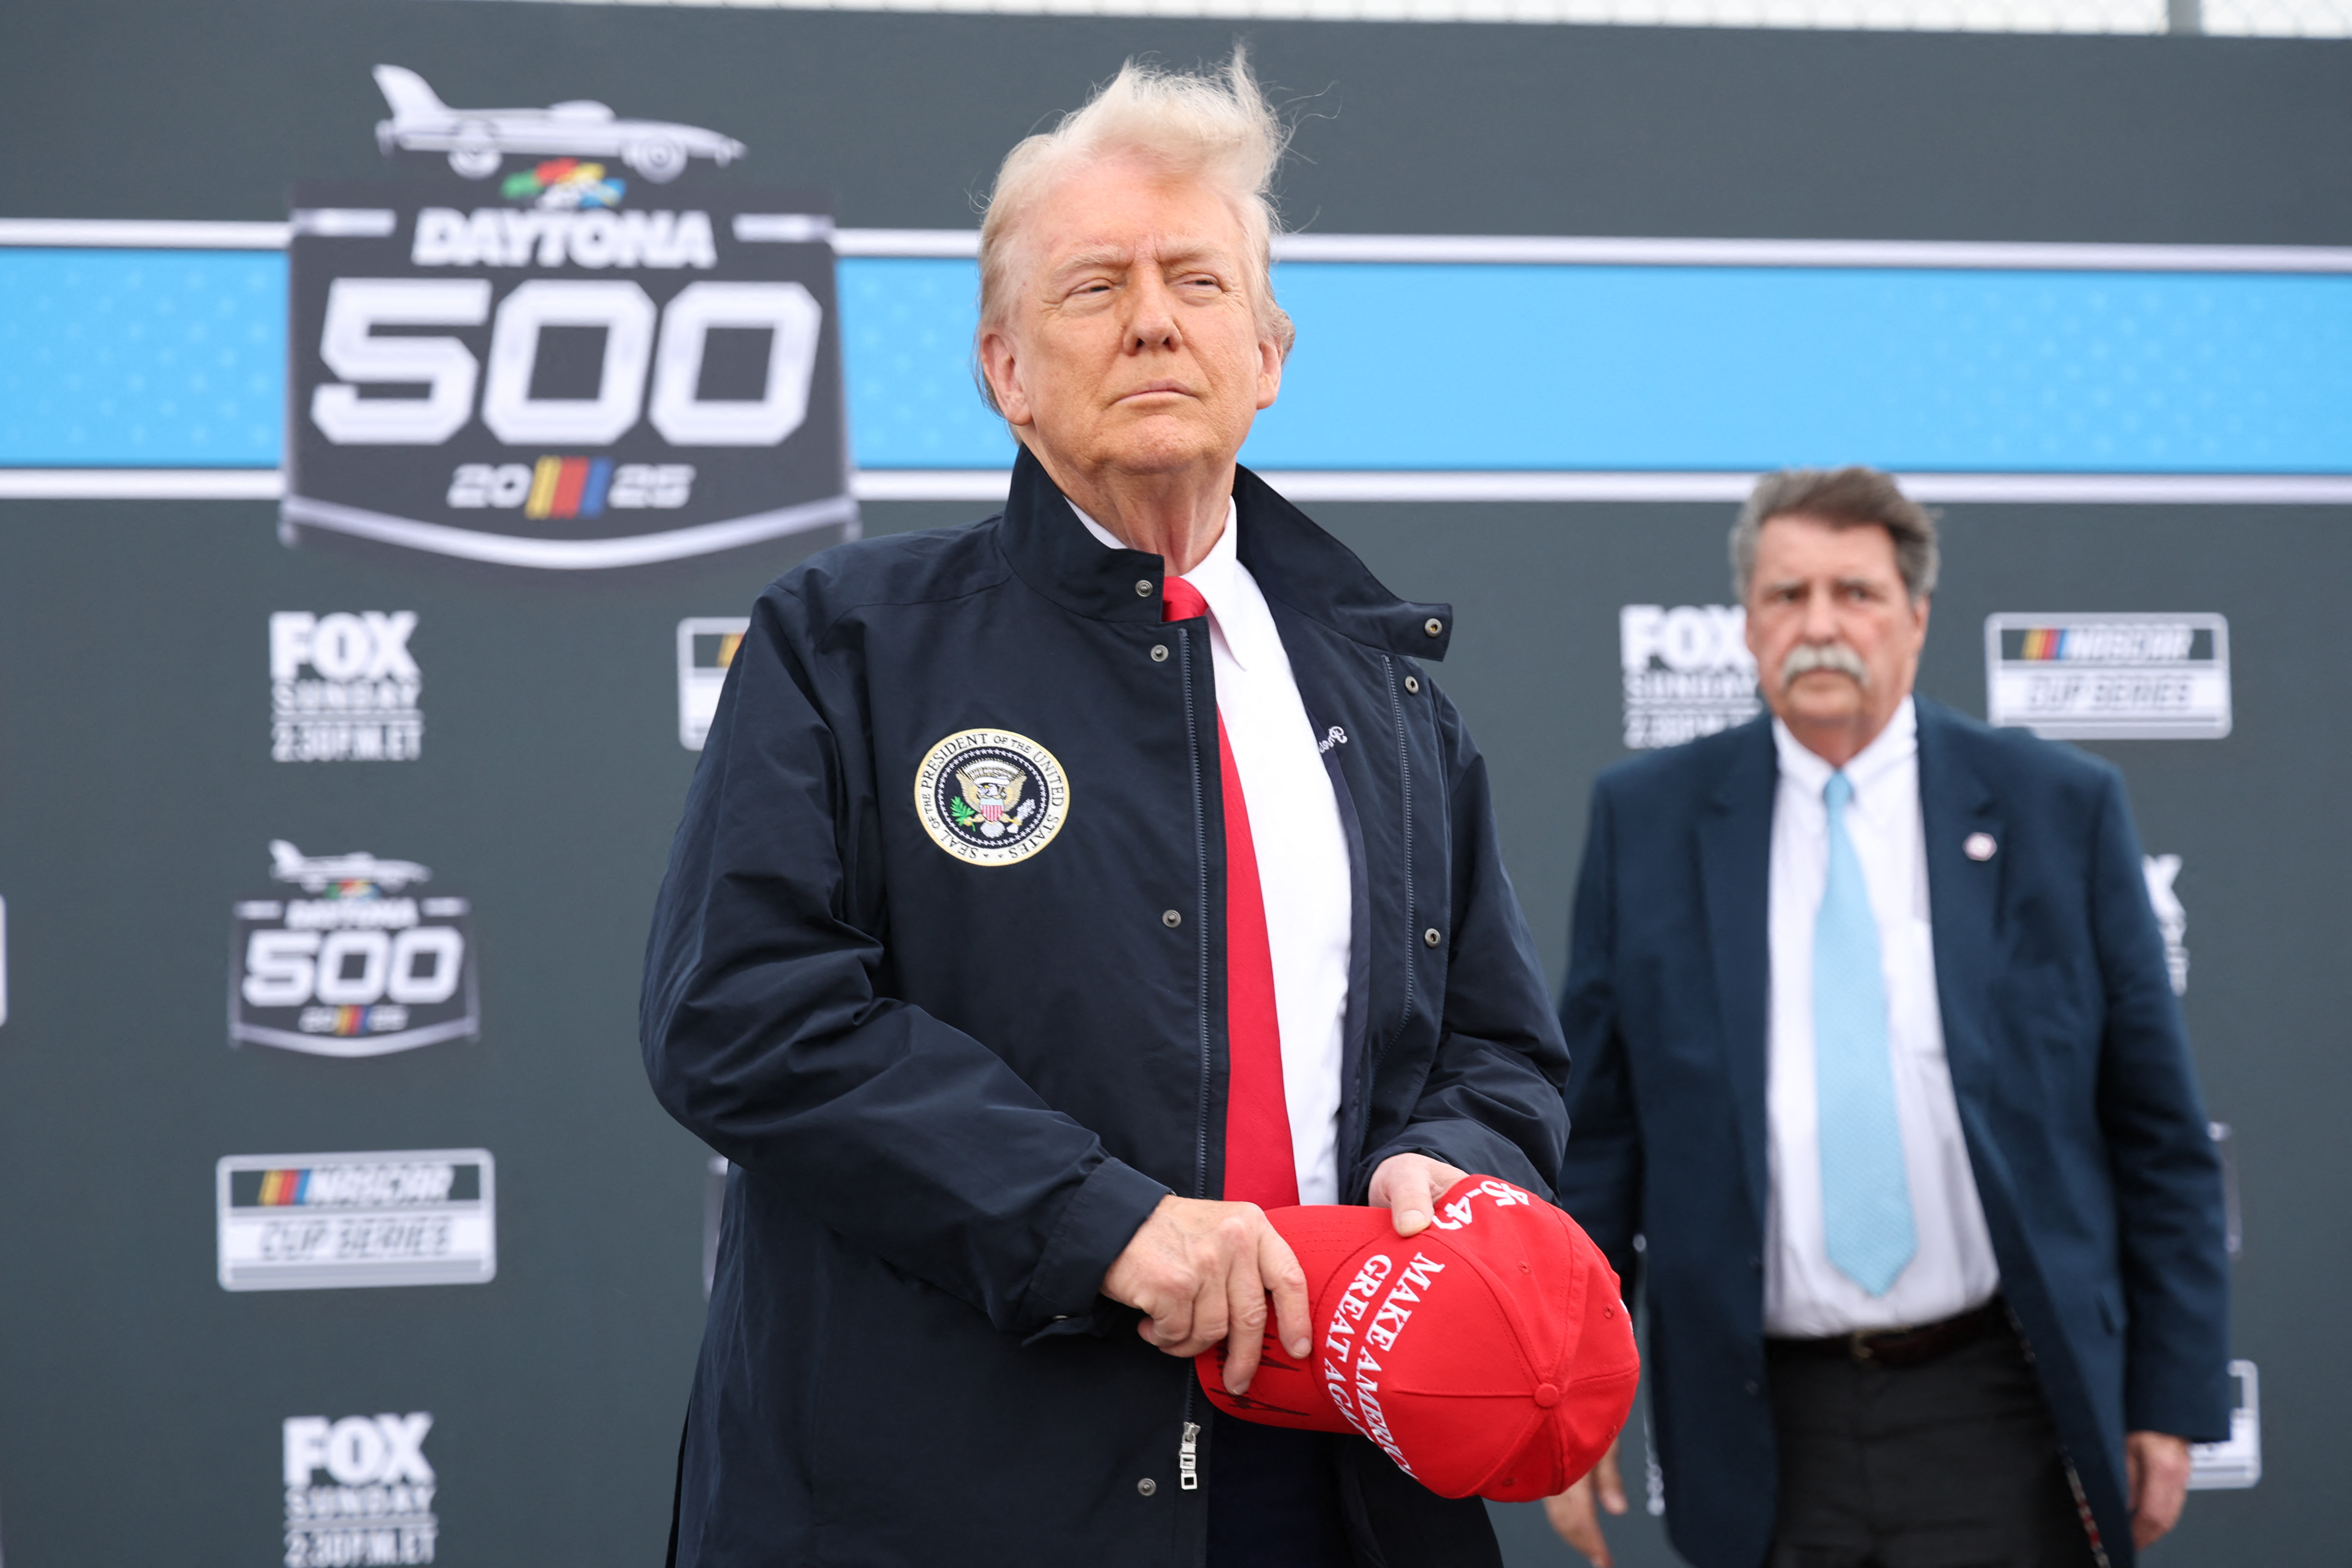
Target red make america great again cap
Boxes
[1195,1175,1641,1502]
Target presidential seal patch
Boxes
[913,729,1070,866]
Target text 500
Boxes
[310,278,820,448]
[243,928,466,1007]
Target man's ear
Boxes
[1254,330,1284,412]
[978,328,1034,429]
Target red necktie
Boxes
[1164,576,1299,1210]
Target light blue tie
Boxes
[1815,771,1916,1297]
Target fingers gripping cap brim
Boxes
[1194,1205,1394,1433]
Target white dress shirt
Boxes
[1764,698,2001,1335]
[1075,500,1352,1204]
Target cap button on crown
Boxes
[1533,1383,1560,1408]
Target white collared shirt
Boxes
[1764,698,2001,1335]
[1073,499,1352,1205]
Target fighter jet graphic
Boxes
[269,840,431,894]
[371,64,747,184]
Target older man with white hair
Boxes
[1547,468,2229,1568]
[643,53,1571,1568]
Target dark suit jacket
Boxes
[1557,697,2229,1568]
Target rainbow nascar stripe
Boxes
[255,1167,315,1206]
[524,457,614,521]
[2016,627,2069,661]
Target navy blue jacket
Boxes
[1557,699,2229,1568]
[643,449,1569,1567]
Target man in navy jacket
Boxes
[641,54,1567,1568]
[1547,468,2229,1568]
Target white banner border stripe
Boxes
[0,218,293,249]
[844,470,2352,505]
[10,218,2352,274]
[1267,233,2352,272]
[12,469,2352,506]
[0,469,288,500]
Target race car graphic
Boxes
[268,840,431,894]
[371,64,746,184]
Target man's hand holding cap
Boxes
[1195,1174,1641,1502]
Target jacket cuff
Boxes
[1018,1156,1170,1335]
[1362,1123,1555,1204]
[2126,1373,2236,1445]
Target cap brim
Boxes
[1195,1204,1401,1433]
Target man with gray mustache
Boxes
[1544,468,2230,1568]
[1779,640,1869,688]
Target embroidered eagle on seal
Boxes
[915,728,1068,865]
[948,758,1036,840]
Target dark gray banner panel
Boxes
[2,4,2343,1565]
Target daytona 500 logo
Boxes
[230,842,476,1059]
[280,76,853,571]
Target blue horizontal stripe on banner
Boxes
[840,256,1014,470]
[6,249,2351,474]
[0,250,286,467]
[852,257,2352,474]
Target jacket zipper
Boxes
[1180,627,1212,1202]
[1178,630,1213,1505]
[1380,654,1416,1057]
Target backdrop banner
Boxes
[2,5,2341,1566]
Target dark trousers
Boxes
[1207,1416,1355,1568]
[1765,1318,2098,1568]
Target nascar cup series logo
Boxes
[1984,613,2231,740]
[230,842,476,1058]
[218,1150,495,1291]
[280,67,851,570]
[913,730,1070,866]
[2190,1360,2262,1490]
[676,616,748,750]
[283,1412,438,1567]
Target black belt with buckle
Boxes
[1767,1299,2006,1369]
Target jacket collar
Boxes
[1915,695,1997,823]
[994,446,1455,661]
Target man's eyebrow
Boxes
[1150,237,1236,268]
[1051,244,1132,276]
[1047,237,1237,279]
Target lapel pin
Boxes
[1964,832,1997,862]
